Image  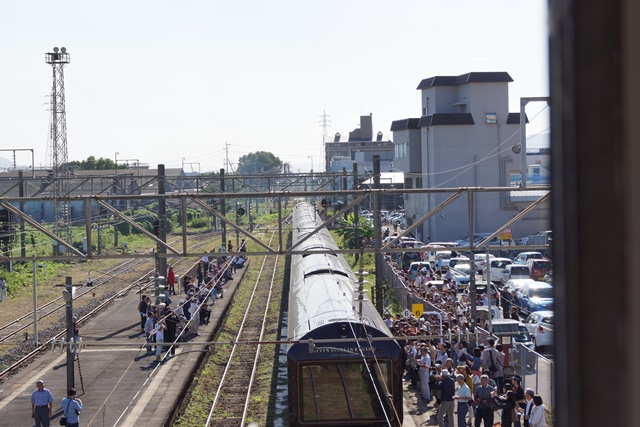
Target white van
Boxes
[483,258,512,284]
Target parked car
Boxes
[513,251,543,265]
[402,251,422,270]
[435,251,453,273]
[527,259,552,281]
[408,262,434,280]
[524,310,554,349]
[475,281,500,296]
[504,278,536,297]
[501,264,532,287]
[447,266,471,290]
[484,258,512,284]
[449,256,470,270]
[517,282,554,314]
[474,253,496,273]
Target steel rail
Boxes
[0,232,220,379]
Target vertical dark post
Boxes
[468,190,477,328]
[342,167,348,219]
[65,276,74,390]
[85,200,92,257]
[353,163,360,247]
[19,171,26,258]
[181,197,188,255]
[158,165,167,276]
[373,155,383,314]
[220,168,226,247]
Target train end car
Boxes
[288,202,403,427]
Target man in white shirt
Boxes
[521,388,535,427]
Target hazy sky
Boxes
[0,1,549,174]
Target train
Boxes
[288,202,403,427]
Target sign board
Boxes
[498,228,513,240]
[383,306,391,315]
[402,308,411,318]
[412,303,424,318]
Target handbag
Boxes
[59,399,72,426]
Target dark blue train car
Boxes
[288,202,403,427]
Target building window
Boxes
[404,177,413,189]
[416,178,423,188]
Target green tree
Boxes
[67,156,126,170]
[236,151,283,174]
[334,213,374,249]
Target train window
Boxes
[300,361,392,422]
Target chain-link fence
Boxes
[511,343,554,406]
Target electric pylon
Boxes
[45,47,72,252]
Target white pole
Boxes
[487,247,493,333]
[32,255,38,345]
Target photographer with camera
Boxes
[60,388,82,427]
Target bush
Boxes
[189,218,208,229]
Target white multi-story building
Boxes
[391,72,550,243]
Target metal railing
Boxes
[511,343,554,406]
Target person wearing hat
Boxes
[436,368,456,427]
[512,374,525,425]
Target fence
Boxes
[511,343,554,406]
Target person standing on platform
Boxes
[145,312,155,354]
[436,369,456,427]
[454,373,472,427]
[155,319,166,362]
[72,316,79,361]
[31,379,53,427]
[0,277,7,301]
[138,295,148,331]
[167,266,176,295]
[61,388,82,427]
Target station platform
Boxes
[0,264,248,427]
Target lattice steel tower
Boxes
[45,47,72,250]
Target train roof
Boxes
[288,202,391,341]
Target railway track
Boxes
[0,231,219,380]
[0,232,216,344]
[203,220,288,427]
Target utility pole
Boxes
[319,110,331,172]
[373,156,383,314]
[225,143,230,174]
[19,171,25,258]
[63,276,74,390]
[157,165,167,277]
[469,191,477,329]
[220,169,226,246]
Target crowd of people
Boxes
[138,240,247,363]
[384,254,548,426]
